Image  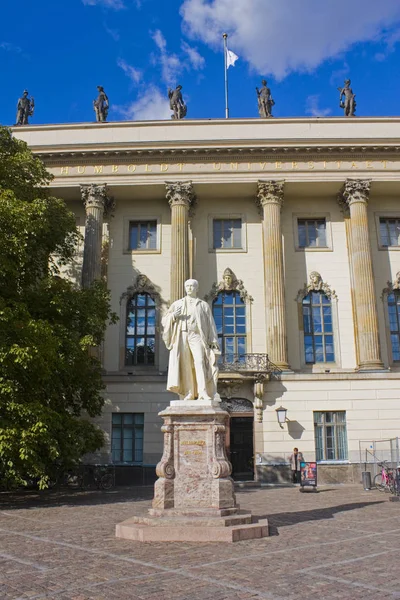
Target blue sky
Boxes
[2,0,400,125]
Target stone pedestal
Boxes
[116,402,268,543]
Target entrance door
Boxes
[229,417,254,481]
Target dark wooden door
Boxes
[229,417,254,481]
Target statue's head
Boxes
[261,80,267,86]
[97,86,104,92]
[184,279,199,296]
[177,85,182,91]
[223,268,234,288]
[23,90,28,97]
[309,271,322,286]
[344,79,351,86]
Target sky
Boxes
[2,0,400,125]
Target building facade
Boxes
[14,117,400,484]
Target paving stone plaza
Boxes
[1,484,400,600]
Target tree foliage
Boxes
[0,127,117,488]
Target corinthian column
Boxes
[81,184,109,289]
[340,179,384,370]
[256,180,289,370]
[166,182,195,302]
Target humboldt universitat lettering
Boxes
[58,159,390,176]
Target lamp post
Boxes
[276,406,288,428]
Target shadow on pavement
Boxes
[259,500,386,532]
[0,485,154,510]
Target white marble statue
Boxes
[162,279,220,401]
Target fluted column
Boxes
[81,184,109,289]
[256,180,289,370]
[340,179,384,370]
[166,182,195,302]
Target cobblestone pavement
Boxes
[1,483,400,600]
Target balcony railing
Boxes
[218,353,282,376]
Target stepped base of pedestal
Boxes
[116,512,269,543]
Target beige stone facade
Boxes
[13,117,400,483]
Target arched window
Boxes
[213,291,246,360]
[125,293,156,366]
[387,292,400,361]
[303,292,334,363]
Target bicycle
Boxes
[78,464,115,490]
[374,461,396,493]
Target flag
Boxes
[226,48,239,68]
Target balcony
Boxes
[218,353,282,379]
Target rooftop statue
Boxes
[162,279,220,402]
[93,86,109,122]
[168,85,187,120]
[256,79,275,118]
[338,79,356,117]
[16,90,34,125]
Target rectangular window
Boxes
[387,293,400,361]
[111,413,144,464]
[213,218,242,249]
[379,218,400,247]
[213,291,246,363]
[314,412,347,461]
[126,294,156,366]
[129,221,157,250]
[303,292,334,363]
[298,219,327,248]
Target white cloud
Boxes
[180,0,400,79]
[104,24,120,41]
[373,27,400,61]
[329,63,350,86]
[117,58,142,83]
[305,95,331,117]
[0,41,22,53]
[181,41,205,70]
[82,0,125,9]
[113,86,171,120]
[151,29,183,85]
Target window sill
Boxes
[316,460,350,465]
[123,249,161,255]
[121,366,159,375]
[295,246,332,252]
[112,462,143,466]
[378,245,400,251]
[302,364,340,374]
[208,247,246,253]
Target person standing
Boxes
[289,447,304,484]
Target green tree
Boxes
[0,126,117,489]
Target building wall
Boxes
[12,119,400,483]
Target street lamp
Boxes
[275,406,288,428]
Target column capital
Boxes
[256,180,285,213]
[339,178,371,210]
[80,183,115,215]
[165,181,196,209]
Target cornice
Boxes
[34,144,400,166]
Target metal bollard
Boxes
[362,471,371,490]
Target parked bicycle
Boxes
[78,464,115,490]
[374,461,396,493]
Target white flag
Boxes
[226,48,239,68]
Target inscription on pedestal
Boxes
[177,431,208,477]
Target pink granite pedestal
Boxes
[116,401,269,543]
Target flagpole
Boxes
[223,32,229,119]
